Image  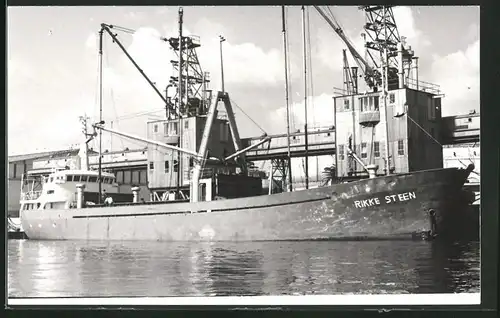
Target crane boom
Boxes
[313,5,380,89]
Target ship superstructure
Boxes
[313,6,444,178]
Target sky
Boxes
[7,5,480,157]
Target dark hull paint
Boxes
[21,166,474,242]
[8,231,28,240]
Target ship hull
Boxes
[20,167,473,242]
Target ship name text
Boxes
[354,191,417,208]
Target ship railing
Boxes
[199,168,214,179]
[405,78,441,95]
[333,87,352,96]
[190,168,235,179]
[85,199,190,208]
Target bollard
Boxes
[76,183,86,209]
[131,186,140,203]
[366,164,379,179]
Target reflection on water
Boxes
[8,239,479,297]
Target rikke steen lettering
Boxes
[353,191,417,208]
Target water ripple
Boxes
[8,239,479,297]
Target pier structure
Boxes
[7,112,479,216]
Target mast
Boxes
[301,5,309,189]
[381,8,391,176]
[176,7,183,197]
[219,35,226,94]
[282,6,293,192]
[98,28,104,203]
[178,8,184,112]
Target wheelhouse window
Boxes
[164,160,170,173]
[169,122,178,135]
[398,140,405,155]
[343,99,350,110]
[374,142,380,158]
[132,170,140,184]
[66,175,74,182]
[124,171,132,184]
[116,171,124,183]
[338,145,345,161]
[389,93,395,104]
[149,162,154,170]
[89,176,98,183]
[173,160,179,173]
[361,142,368,159]
[139,169,147,184]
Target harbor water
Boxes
[8,238,479,297]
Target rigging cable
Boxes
[91,31,101,152]
[306,6,319,181]
[284,7,295,131]
[104,36,126,150]
[229,97,268,136]
[406,112,480,176]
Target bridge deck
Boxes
[242,128,336,161]
[9,115,479,166]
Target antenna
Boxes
[98,27,104,202]
[282,5,293,192]
[301,5,309,190]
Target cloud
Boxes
[85,32,97,50]
[84,17,297,147]
[316,7,430,80]
[392,6,430,48]
[124,11,146,21]
[103,18,290,103]
[428,39,479,116]
[316,25,365,73]
[267,93,335,134]
[465,23,479,43]
[8,58,34,87]
[163,17,294,88]
[205,38,286,86]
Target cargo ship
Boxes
[18,6,476,241]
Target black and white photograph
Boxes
[7,5,481,306]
